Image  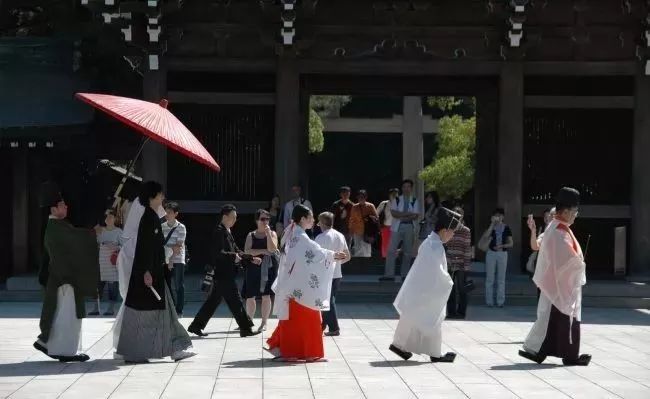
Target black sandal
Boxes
[430,352,456,363]
[518,350,546,365]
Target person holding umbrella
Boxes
[115,181,195,363]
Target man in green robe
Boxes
[33,184,99,362]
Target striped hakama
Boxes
[116,285,191,361]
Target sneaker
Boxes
[171,350,196,362]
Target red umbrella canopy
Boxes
[76,93,220,172]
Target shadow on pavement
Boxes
[0,359,121,376]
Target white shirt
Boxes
[282,198,313,227]
[389,195,421,232]
[377,200,394,227]
[161,220,187,264]
[315,228,348,279]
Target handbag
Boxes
[478,229,491,253]
[526,251,538,274]
[110,250,119,266]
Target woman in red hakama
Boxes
[267,205,346,362]
[266,299,324,360]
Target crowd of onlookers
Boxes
[91,180,561,323]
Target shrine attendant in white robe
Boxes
[520,187,591,367]
[267,204,347,361]
[389,207,462,363]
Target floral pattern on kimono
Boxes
[271,226,336,320]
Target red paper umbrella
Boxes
[75,93,220,172]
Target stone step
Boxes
[3,274,649,308]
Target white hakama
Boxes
[46,284,82,356]
[393,317,443,358]
[392,232,453,358]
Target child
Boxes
[92,209,123,316]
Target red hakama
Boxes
[380,226,392,258]
[267,299,324,359]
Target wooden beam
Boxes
[323,116,438,134]
[498,62,524,271]
[524,62,636,76]
[167,91,276,105]
[524,96,634,109]
[166,57,276,72]
[12,148,28,275]
[299,60,503,76]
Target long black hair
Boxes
[291,204,312,225]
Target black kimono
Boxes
[124,206,166,310]
[116,206,192,361]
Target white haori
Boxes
[525,219,586,349]
[392,232,453,356]
[532,219,586,321]
[46,284,82,356]
[272,224,336,320]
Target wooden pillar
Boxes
[12,148,29,275]
[475,93,499,254]
[141,68,168,186]
[402,96,424,208]
[631,68,650,275]
[497,63,524,271]
[274,55,301,202]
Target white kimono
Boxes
[392,232,453,358]
[524,219,586,354]
[272,225,336,320]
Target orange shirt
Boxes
[348,202,378,235]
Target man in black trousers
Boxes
[188,204,261,338]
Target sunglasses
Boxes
[259,217,270,222]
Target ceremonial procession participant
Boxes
[520,187,592,367]
[34,184,99,362]
[267,205,347,361]
[389,207,462,363]
[315,212,351,337]
[112,191,166,355]
[188,204,261,338]
[115,181,195,363]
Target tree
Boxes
[419,114,476,200]
[308,95,351,153]
[308,108,325,153]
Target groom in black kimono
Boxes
[188,204,261,337]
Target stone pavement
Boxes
[0,303,649,399]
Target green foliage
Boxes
[309,108,325,153]
[427,96,462,111]
[310,95,352,117]
[420,114,476,200]
[308,95,351,153]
